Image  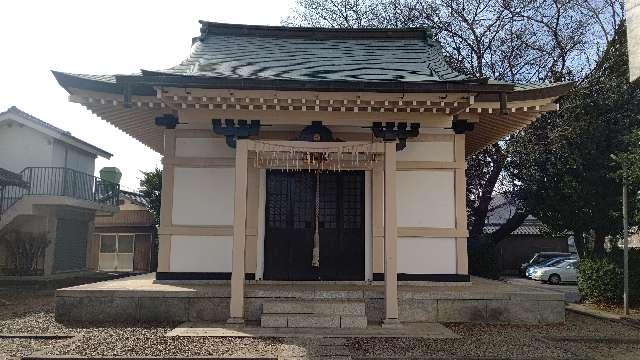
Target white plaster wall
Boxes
[397,141,454,162]
[51,141,66,168]
[397,170,455,228]
[175,138,235,158]
[172,167,235,225]
[65,147,95,175]
[0,122,53,173]
[398,237,457,274]
[170,235,233,272]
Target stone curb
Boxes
[566,303,622,320]
[542,335,640,344]
[23,357,277,360]
[566,303,640,329]
[0,333,75,339]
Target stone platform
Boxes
[166,321,459,338]
[55,273,565,324]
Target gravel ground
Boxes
[2,293,640,359]
[0,338,63,359]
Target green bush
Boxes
[578,249,640,306]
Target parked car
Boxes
[519,252,573,277]
[525,257,570,278]
[530,259,579,285]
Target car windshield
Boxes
[557,260,577,268]
[529,254,553,264]
[540,257,566,267]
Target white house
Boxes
[0,106,118,275]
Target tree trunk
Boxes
[592,230,606,257]
[488,211,529,245]
[572,230,585,257]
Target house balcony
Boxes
[0,167,119,228]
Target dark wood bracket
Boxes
[211,119,262,148]
[369,122,420,151]
[155,114,180,129]
[451,119,475,134]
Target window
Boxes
[99,235,116,253]
[97,233,136,271]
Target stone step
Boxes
[260,314,368,328]
[262,299,365,316]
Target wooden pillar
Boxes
[372,163,385,278]
[229,139,249,325]
[157,129,175,273]
[454,134,468,275]
[382,141,400,327]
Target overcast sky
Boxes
[0,0,297,190]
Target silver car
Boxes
[530,259,578,285]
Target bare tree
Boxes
[283,0,624,259]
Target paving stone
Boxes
[260,314,288,328]
[437,299,486,322]
[287,314,340,328]
[340,315,368,328]
[140,297,188,322]
[263,300,365,315]
[486,299,539,324]
[189,297,229,322]
[399,299,437,322]
[314,289,363,299]
[56,296,139,323]
[365,298,384,323]
[243,297,264,321]
[538,300,565,324]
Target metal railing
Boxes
[0,167,120,217]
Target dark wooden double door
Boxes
[264,170,365,281]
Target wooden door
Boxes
[263,170,364,281]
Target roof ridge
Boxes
[2,106,72,135]
[197,21,434,42]
[0,106,112,158]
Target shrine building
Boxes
[53,21,571,327]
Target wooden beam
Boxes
[159,225,233,236]
[397,161,465,171]
[397,227,469,237]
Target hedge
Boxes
[578,249,640,305]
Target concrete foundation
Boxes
[55,273,565,325]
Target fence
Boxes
[0,167,119,217]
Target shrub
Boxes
[578,249,640,306]
[0,230,50,276]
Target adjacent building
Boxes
[0,106,118,275]
[92,189,156,272]
[53,22,570,325]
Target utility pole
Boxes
[622,162,629,316]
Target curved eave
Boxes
[54,71,572,156]
[121,72,512,94]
